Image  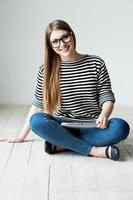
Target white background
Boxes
[0,0,133,106]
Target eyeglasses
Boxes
[50,32,72,48]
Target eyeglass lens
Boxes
[50,33,71,48]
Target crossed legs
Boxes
[30,112,130,157]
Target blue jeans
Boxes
[29,112,130,156]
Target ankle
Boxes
[89,146,106,158]
[89,146,97,156]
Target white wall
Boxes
[0,0,133,105]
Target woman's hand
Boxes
[96,114,108,129]
[0,105,41,144]
[96,101,114,128]
[0,136,24,143]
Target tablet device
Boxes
[61,120,96,128]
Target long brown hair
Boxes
[44,19,76,114]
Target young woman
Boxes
[3,19,130,160]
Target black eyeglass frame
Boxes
[50,32,72,48]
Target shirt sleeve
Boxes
[98,61,115,106]
[32,65,44,109]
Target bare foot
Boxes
[89,146,107,158]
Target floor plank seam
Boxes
[27,136,34,166]
[0,143,15,182]
[47,164,51,200]
[70,165,76,200]
[19,136,36,200]
[91,159,103,200]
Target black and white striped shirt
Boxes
[32,55,115,119]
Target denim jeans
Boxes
[29,112,130,156]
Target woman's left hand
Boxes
[96,114,108,129]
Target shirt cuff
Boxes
[99,91,115,106]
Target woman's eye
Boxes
[63,34,69,39]
[52,39,58,44]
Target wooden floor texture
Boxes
[0,104,133,200]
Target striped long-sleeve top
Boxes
[32,55,115,119]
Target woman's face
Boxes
[49,30,75,60]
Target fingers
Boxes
[7,137,22,143]
[7,137,16,143]
[0,137,23,143]
[0,137,8,142]
[96,117,108,128]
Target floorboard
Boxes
[0,105,133,200]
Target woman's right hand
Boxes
[0,136,24,143]
[0,105,41,144]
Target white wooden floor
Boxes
[0,105,133,200]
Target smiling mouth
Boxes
[60,46,69,52]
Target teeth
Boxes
[60,48,68,52]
